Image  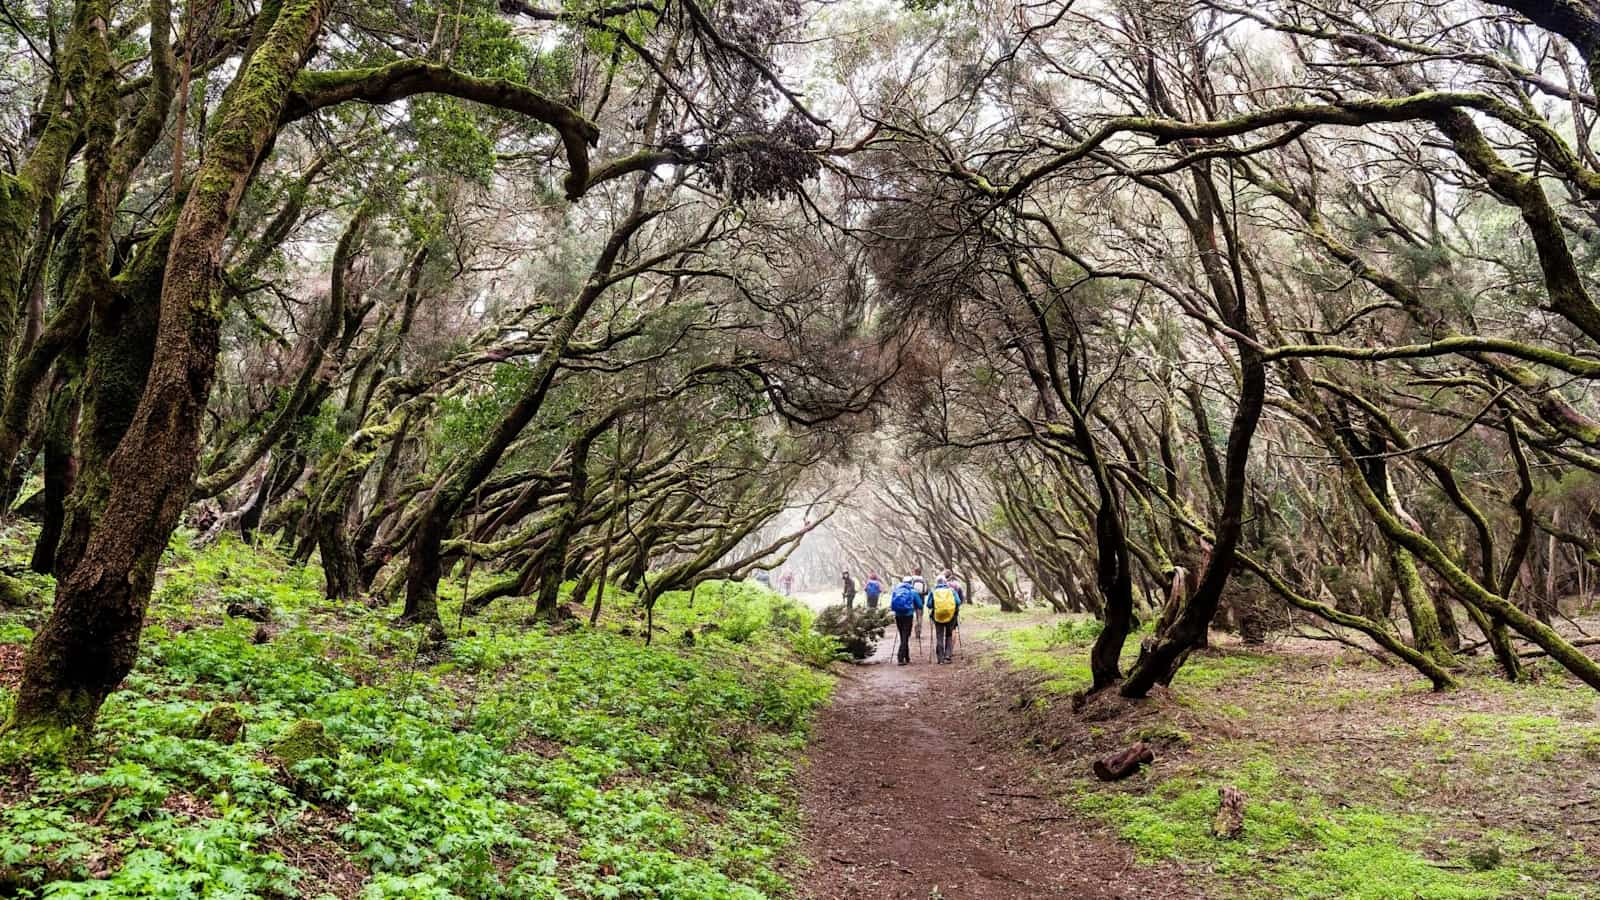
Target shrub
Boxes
[720,597,769,644]
[1048,618,1104,646]
[767,598,808,633]
[813,605,892,660]
[791,629,847,668]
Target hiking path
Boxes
[794,618,1192,899]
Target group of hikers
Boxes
[841,570,965,665]
[755,570,797,594]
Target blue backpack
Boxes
[890,583,919,615]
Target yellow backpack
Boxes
[931,586,958,624]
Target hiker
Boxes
[930,576,962,664]
[940,570,966,605]
[863,573,883,610]
[842,570,857,611]
[890,576,920,665]
[942,572,966,658]
[942,571,965,605]
[781,571,795,595]
[911,571,929,641]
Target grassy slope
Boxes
[0,525,835,899]
[987,611,1600,899]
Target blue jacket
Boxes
[890,582,920,615]
[864,578,882,598]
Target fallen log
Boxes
[1213,785,1246,839]
[1093,741,1154,781]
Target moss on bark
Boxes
[10,0,336,738]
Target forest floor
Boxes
[973,608,1600,899]
[0,527,839,898]
[796,618,1187,899]
[7,539,1600,899]
[796,605,1600,899]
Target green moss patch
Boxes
[991,612,1600,897]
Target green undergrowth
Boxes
[1071,754,1564,899]
[993,617,1099,694]
[994,615,1596,898]
[0,528,833,898]
[994,617,1270,697]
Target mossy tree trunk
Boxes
[533,374,727,617]
[1121,164,1268,699]
[1084,461,1136,691]
[7,0,334,741]
[54,227,168,576]
[29,354,82,574]
[236,448,289,535]
[0,0,175,503]
[586,505,619,625]
[1287,369,1600,690]
[1432,589,1462,652]
[0,13,88,418]
[1390,546,1453,666]
[533,417,606,618]
[317,483,363,600]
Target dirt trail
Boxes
[797,620,1191,900]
